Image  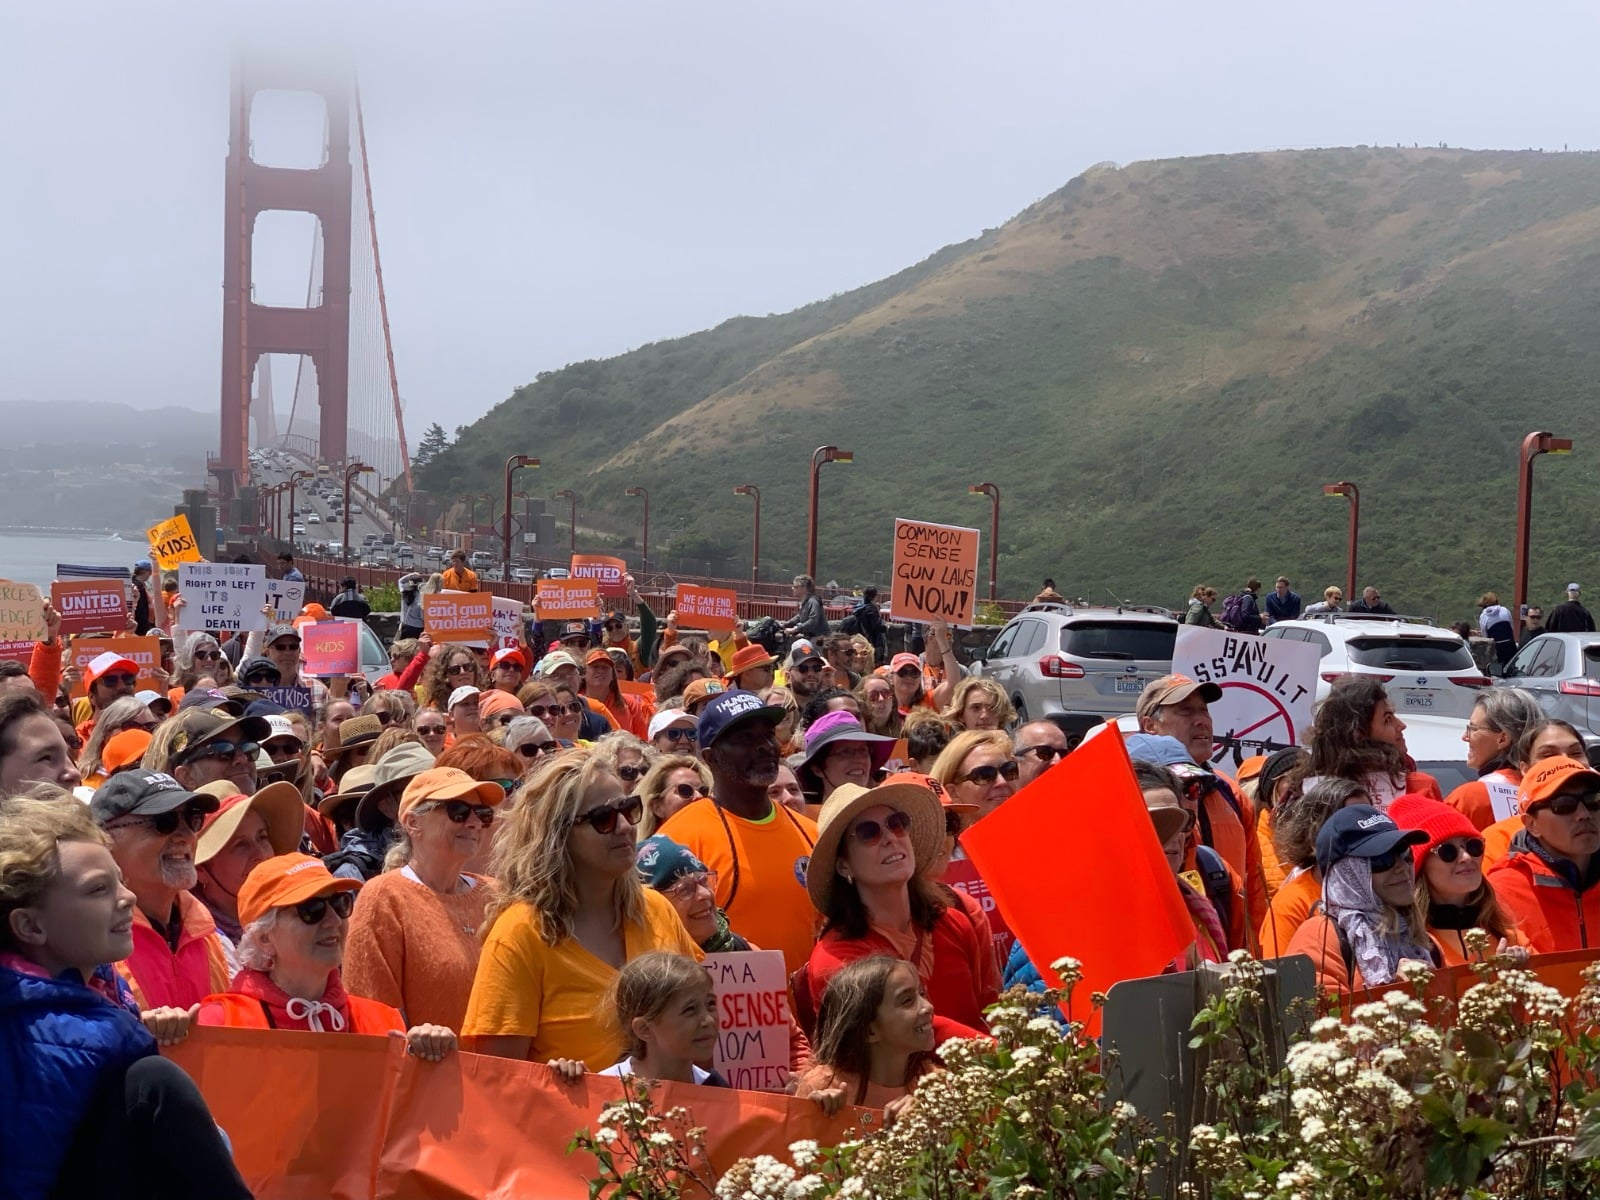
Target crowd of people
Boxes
[4,557,1599,1196]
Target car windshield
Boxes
[1060,621,1177,661]
[1345,637,1474,671]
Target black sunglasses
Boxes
[244,672,280,686]
[573,795,644,835]
[99,673,138,688]
[1433,838,1486,864]
[492,713,518,727]
[1016,745,1068,764]
[438,801,497,826]
[1535,790,1600,818]
[1367,849,1412,873]
[446,662,476,676]
[791,662,823,674]
[670,782,709,802]
[192,649,221,661]
[416,723,447,736]
[658,726,698,744]
[294,891,356,925]
[850,809,912,845]
[956,761,1020,786]
[894,668,921,679]
[373,711,394,726]
[118,802,208,837]
[181,740,260,765]
[618,763,647,782]
[516,740,560,759]
[527,702,583,719]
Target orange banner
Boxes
[1340,948,1600,1015]
[165,1029,876,1200]
[423,594,493,643]
[538,578,600,620]
[891,518,979,627]
[569,555,628,597]
[69,635,161,698]
[676,584,739,634]
[51,579,128,636]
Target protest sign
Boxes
[423,593,492,642]
[0,580,46,643]
[537,578,600,620]
[69,636,161,698]
[569,554,627,597]
[177,562,268,634]
[265,580,305,624]
[0,639,34,665]
[676,584,739,634]
[51,579,127,636]
[259,685,313,714]
[147,514,203,569]
[301,622,361,676]
[490,595,525,649]
[891,518,979,627]
[942,856,1016,967]
[700,950,791,1092]
[1171,626,1321,771]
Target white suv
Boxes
[1259,615,1489,719]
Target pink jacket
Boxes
[114,891,231,1010]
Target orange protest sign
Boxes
[69,635,161,698]
[618,679,654,698]
[959,727,1193,1035]
[891,518,979,627]
[569,554,628,597]
[423,593,493,642]
[537,578,600,620]
[51,579,127,636]
[675,584,739,634]
[146,513,203,570]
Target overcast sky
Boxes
[4,1,1597,440]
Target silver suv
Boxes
[971,603,1178,736]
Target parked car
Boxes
[510,567,535,583]
[1495,632,1600,734]
[1259,616,1488,720]
[969,602,1179,738]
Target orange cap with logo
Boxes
[237,852,361,926]
[1517,756,1600,815]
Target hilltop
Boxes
[419,147,1600,621]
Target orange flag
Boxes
[959,727,1194,1034]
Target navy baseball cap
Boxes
[1315,804,1427,875]
[695,689,785,749]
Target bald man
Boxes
[1012,720,1071,787]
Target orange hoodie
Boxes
[1486,832,1600,954]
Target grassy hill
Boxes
[418,147,1600,624]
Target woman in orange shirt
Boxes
[1445,690,1543,832]
[1259,777,1368,959]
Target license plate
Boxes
[1115,678,1147,694]
[1401,692,1436,710]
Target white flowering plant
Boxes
[568,1074,716,1200]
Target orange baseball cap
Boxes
[101,728,153,773]
[491,647,529,671]
[1237,755,1268,783]
[476,689,524,722]
[583,647,616,668]
[85,652,141,688]
[238,853,361,926]
[1518,755,1600,815]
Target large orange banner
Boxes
[166,1029,875,1200]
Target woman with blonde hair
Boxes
[930,729,1019,823]
[634,754,714,842]
[857,675,903,739]
[940,677,1012,732]
[591,730,659,795]
[362,689,414,731]
[517,679,584,744]
[1185,586,1220,627]
[77,696,159,785]
[462,746,700,1069]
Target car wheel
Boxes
[1012,696,1028,727]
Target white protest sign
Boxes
[176,562,269,634]
[266,580,305,624]
[1171,626,1320,772]
[700,950,790,1091]
[490,595,524,650]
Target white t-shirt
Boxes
[598,1057,713,1085]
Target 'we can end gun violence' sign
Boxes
[891,518,979,627]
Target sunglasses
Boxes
[850,809,913,845]
[516,740,560,759]
[115,802,209,837]
[658,727,698,744]
[294,891,356,925]
[373,711,395,726]
[956,761,1020,787]
[1535,789,1600,818]
[99,673,138,688]
[244,673,280,686]
[604,622,625,632]
[663,870,718,900]
[417,724,447,736]
[192,650,221,662]
[269,641,300,653]
[670,782,710,802]
[1367,849,1412,873]
[527,702,583,719]
[791,662,823,674]
[564,637,593,650]
[573,795,645,835]
[1432,837,1486,864]
[618,763,647,782]
[1016,745,1068,764]
[491,713,518,727]
[864,690,893,703]
[436,801,497,826]
[446,662,476,676]
[181,739,259,765]
[895,669,922,680]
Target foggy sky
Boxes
[4,1,1597,442]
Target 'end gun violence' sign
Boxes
[891,518,979,627]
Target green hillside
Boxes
[418,147,1600,624]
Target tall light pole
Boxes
[733,484,761,590]
[1321,482,1360,606]
[968,482,1001,603]
[287,470,313,540]
[503,454,539,582]
[625,486,649,576]
[555,488,577,554]
[342,462,372,565]
[1514,432,1573,638]
[806,445,853,581]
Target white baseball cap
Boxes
[1569,582,1582,593]
[647,709,697,740]
[447,685,481,711]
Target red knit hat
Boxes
[1388,793,1481,869]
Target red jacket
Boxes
[114,892,231,1010]
[1486,833,1600,954]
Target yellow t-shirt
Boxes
[461,888,700,1069]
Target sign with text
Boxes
[536,578,600,621]
[700,950,790,1092]
[69,636,161,698]
[177,562,268,634]
[491,595,525,649]
[675,584,739,634]
[147,514,203,569]
[266,580,306,624]
[1171,625,1320,770]
[569,555,627,597]
[51,579,127,636]
[891,518,979,627]
[0,580,47,643]
[0,639,34,665]
[423,593,493,642]
[301,622,361,677]
[259,685,313,715]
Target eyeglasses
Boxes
[791,662,823,674]
[180,740,259,765]
[98,673,138,688]
[850,809,913,845]
[943,810,964,837]
[112,803,209,837]
[662,870,718,900]
[269,640,300,653]
[516,740,560,759]
[527,702,583,719]
[1534,790,1600,818]
[417,724,447,737]
[192,650,221,662]
[433,801,497,826]
[446,663,476,676]
[1016,744,1068,764]
[618,763,646,782]
[955,761,1020,787]
[573,795,645,835]
[1432,838,1486,863]
[670,782,710,802]
[263,739,304,759]
[1367,849,1412,873]
[658,727,698,744]
[293,891,356,925]
[1464,723,1500,736]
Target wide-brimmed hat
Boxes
[194,780,305,865]
[725,644,777,682]
[797,711,894,774]
[806,778,945,915]
[354,742,438,831]
[324,715,383,759]
[316,763,377,821]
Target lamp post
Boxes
[554,488,577,554]
[1322,482,1360,605]
[625,486,649,576]
[968,482,1001,603]
[806,445,854,581]
[503,454,539,582]
[733,484,761,590]
[287,471,312,542]
[1513,432,1574,638]
[342,462,372,565]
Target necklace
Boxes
[711,798,816,910]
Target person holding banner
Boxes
[131,558,155,635]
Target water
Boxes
[0,531,147,588]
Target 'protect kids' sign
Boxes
[891,518,979,627]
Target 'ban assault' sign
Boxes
[891,518,979,627]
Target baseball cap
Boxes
[491,647,529,671]
[178,687,243,716]
[537,650,581,676]
[265,623,301,646]
[263,714,303,747]
[398,767,505,821]
[647,709,697,740]
[1517,755,1600,815]
[583,648,616,668]
[133,558,153,572]
[239,656,282,684]
[91,771,216,826]
[1314,804,1427,876]
[635,835,710,890]
[1135,674,1223,721]
[84,652,140,688]
[695,689,785,749]
[890,653,921,674]
[786,640,823,669]
[101,728,153,774]
[1122,733,1197,767]
[447,685,481,711]
[167,708,272,764]
[237,853,361,927]
[1569,583,1583,594]
[557,621,591,641]
[683,678,727,709]
[134,689,172,717]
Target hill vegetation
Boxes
[417,147,1600,623]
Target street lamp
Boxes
[554,488,577,554]
[1514,432,1574,637]
[287,471,313,543]
[733,484,761,590]
[806,445,853,581]
[968,483,1001,603]
[1322,482,1360,606]
[342,462,372,565]
[625,486,649,576]
[503,454,540,581]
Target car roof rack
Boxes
[1305,612,1436,628]
[1017,601,1176,620]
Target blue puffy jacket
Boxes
[0,962,156,1200]
[1002,941,1068,1032]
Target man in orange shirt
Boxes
[440,550,479,593]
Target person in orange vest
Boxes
[195,853,456,1057]
[1487,757,1600,953]
[1445,690,1543,831]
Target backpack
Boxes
[1192,845,1234,941]
[1220,592,1248,631]
[837,612,860,636]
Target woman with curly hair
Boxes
[940,677,1012,733]
[418,644,484,711]
[1295,675,1442,809]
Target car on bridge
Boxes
[293,524,306,536]
[306,513,321,524]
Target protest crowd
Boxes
[6,544,1600,1199]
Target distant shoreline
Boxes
[0,526,129,539]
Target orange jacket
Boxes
[1257,806,1287,898]
[440,566,479,593]
[1481,815,1521,871]
[1486,835,1600,954]
[1259,868,1320,961]
[199,991,405,1035]
[1445,769,1523,832]
[1198,778,1267,954]
[1284,912,1364,996]
[28,638,61,702]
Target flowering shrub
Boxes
[568,1075,716,1200]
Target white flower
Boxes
[788,1140,819,1169]
[1299,1115,1327,1143]
[647,1131,675,1147]
[593,1127,619,1146]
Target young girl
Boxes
[794,956,939,1120]
[595,951,724,1086]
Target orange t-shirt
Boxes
[1258,868,1320,961]
[794,1063,916,1110]
[659,798,821,975]
[1481,815,1523,870]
